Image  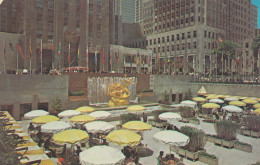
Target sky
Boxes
[252,0,260,28]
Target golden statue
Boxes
[107,75,135,106]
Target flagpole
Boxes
[16,43,19,74]
[40,38,43,74]
[222,52,224,81]
[4,35,6,74]
[117,51,119,73]
[69,42,70,73]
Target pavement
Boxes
[19,115,260,165]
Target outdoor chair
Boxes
[138,144,148,156]
[23,159,41,165]
[16,147,29,157]
[3,123,13,130]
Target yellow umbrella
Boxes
[205,94,214,97]
[106,130,141,146]
[202,103,220,109]
[243,99,258,104]
[197,86,207,95]
[253,109,260,115]
[122,121,152,131]
[53,129,89,144]
[32,115,60,124]
[192,97,206,102]
[229,101,246,107]
[70,115,96,123]
[75,106,95,113]
[126,105,146,112]
[253,103,260,109]
[206,95,219,99]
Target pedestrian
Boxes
[142,112,147,123]
[28,122,34,133]
[75,145,82,156]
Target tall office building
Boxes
[0,0,122,73]
[136,0,143,23]
[143,0,257,73]
[121,0,136,23]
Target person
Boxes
[157,151,167,165]
[167,154,176,165]
[75,145,82,156]
[44,136,51,150]
[28,122,34,133]
[223,111,227,120]
[142,112,147,123]
[57,154,66,165]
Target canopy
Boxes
[222,105,243,113]
[58,110,80,118]
[224,97,239,101]
[32,115,60,124]
[76,106,95,113]
[180,100,197,107]
[202,103,220,109]
[229,101,246,107]
[41,121,71,134]
[126,105,146,112]
[197,86,207,95]
[253,103,260,109]
[106,130,141,146]
[122,121,152,131]
[153,130,189,146]
[243,99,258,104]
[24,110,49,120]
[53,129,89,144]
[253,109,260,115]
[192,97,206,102]
[70,115,96,123]
[159,112,182,121]
[89,111,111,119]
[79,146,125,165]
[84,121,115,134]
[209,99,224,104]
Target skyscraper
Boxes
[121,0,136,23]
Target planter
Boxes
[181,118,190,123]
[251,130,260,138]
[199,154,218,165]
[185,150,201,161]
[177,147,186,157]
[170,145,179,153]
[234,142,252,152]
[138,92,154,97]
[242,129,251,136]
[189,119,200,125]
[221,139,237,149]
[214,138,222,146]
[206,135,216,143]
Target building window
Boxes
[208,32,211,38]
[172,35,174,41]
[204,31,207,38]
[193,31,197,38]
[162,46,165,52]
[188,43,191,49]
[188,32,191,39]
[167,46,169,52]
[162,37,165,43]
[167,36,169,42]
[193,42,197,49]
[182,33,185,40]
[182,44,185,50]
[246,42,249,48]
[177,44,180,51]
[154,39,156,44]
[172,45,175,51]
[177,34,180,40]
[158,38,160,44]
[150,39,152,45]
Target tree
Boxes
[184,89,192,100]
[251,35,260,74]
[50,97,62,115]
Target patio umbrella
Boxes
[24,110,49,120]
[205,94,215,97]
[180,100,197,107]
[192,97,206,102]
[202,103,220,109]
[229,101,246,107]
[106,130,141,146]
[222,105,243,113]
[32,115,60,124]
[79,145,125,165]
[41,121,71,134]
[253,103,260,109]
[58,110,80,118]
[122,121,152,131]
[53,129,89,144]
[89,111,111,119]
[224,97,239,101]
[209,99,224,104]
[84,121,115,134]
[243,99,258,105]
[253,109,260,115]
[206,95,219,100]
[153,130,189,146]
[159,112,182,121]
[70,115,96,123]
[197,86,207,95]
[126,105,146,112]
[76,106,95,113]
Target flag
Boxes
[39,38,42,61]
[236,56,240,64]
[117,52,119,63]
[58,42,61,60]
[77,45,80,59]
[218,37,223,43]
[177,57,180,68]
[3,37,6,60]
[157,53,160,66]
[68,43,71,64]
[136,55,139,66]
[102,48,105,65]
[109,51,112,65]
[17,44,25,59]
[148,55,151,66]
[29,37,32,60]
[85,45,88,65]
[94,50,97,66]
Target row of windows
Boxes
[149,31,197,45]
[153,42,197,53]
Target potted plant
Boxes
[50,97,62,116]
[234,141,252,152]
[205,134,217,143]
[189,117,200,125]
[244,116,260,138]
[179,107,194,123]
[215,120,239,148]
[199,152,218,165]
[179,126,206,161]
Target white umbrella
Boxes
[159,112,182,121]
[24,110,49,120]
[224,97,239,101]
[84,121,115,134]
[58,110,80,118]
[222,105,243,113]
[153,130,189,146]
[180,100,197,107]
[41,121,71,134]
[209,99,224,104]
[89,111,111,119]
[79,145,125,165]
